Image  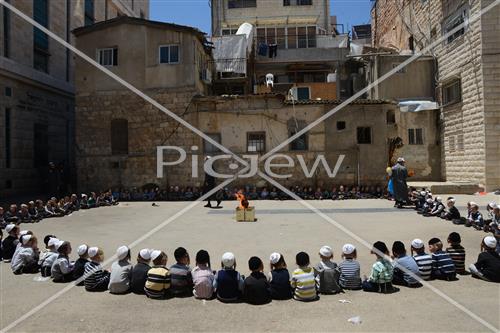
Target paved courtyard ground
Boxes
[1,195,499,332]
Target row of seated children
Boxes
[411,191,500,250]
[112,185,388,203]
[3,225,499,306]
[0,191,118,228]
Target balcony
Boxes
[255,34,349,63]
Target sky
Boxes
[149,0,373,35]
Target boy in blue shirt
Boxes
[391,241,421,287]
[428,238,456,281]
[214,252,244,302]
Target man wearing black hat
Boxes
[391,157,409,208]
[203,156,222,208]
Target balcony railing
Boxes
[210,58,247,78]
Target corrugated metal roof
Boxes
[283,99,395,105]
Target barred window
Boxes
[111,119,129,155]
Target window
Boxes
[5,87,12,97]
[203,133,221,153]
[457,133,464,151]
[442,79,461,106]
[84,0,95,26]
[357,127,372,144]
[386,110,395,124]
[98,48,118,66]
[284,0,312,5]
[33,0,49,73]
[3,0,10,58]
[443,6,468,44]
[408,128,424,145]
[289,131,308,151]
[5,108,11,168]
[34,124,48,168]
[336,121,346,130]
[111,119,128,155]
[297,87,310,101]
[228,0,256,8]
[159,45,180,64]
[247,132,266,153]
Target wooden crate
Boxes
[235,207,255,222]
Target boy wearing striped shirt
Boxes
[84,247,110,292]
[411,239,432,280]
[446,232,466,275]
[428,238,456,281]
[169,247,193,297]
[338,244,361,290]
[145,250,171,299]
[290,252,318,301]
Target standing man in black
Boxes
[203,156,222,208]
[391,157,409,208]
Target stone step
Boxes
[407,181,481,195]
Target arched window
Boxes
[111,119,128,155]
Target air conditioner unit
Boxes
[287,87,298,101]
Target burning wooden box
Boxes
[235,207,256,222]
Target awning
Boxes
[398,100,438,112]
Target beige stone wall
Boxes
[372,0,499,190]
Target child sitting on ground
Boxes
[446,232,466,275]
[39,236,60,277]
[145,250,171,299]
[243,256,271,305]
[2,224,19,262]
[465,202,484,230]
[268,252,292,300]
[313,245,341,294]
[108,245,133,294]
[469,236,500,282]
[11,234,40,274]
[130,249,151,295]
[51,241,75,283]
[442,197,461,222]
[410,239,432,281]
[191,249,214,299]
[214,252,244,302]
[290,251,318,301]
[428,238,456,281]
[339,244,361,290]
[169,247,193,297]
[73,244,89,284]
[84,247,111,292]
[362,241,396,293]
[391,241,421,287]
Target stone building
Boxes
[0,0,147,198]
[73,17,213,192]
[371,0,500,190]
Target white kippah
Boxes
[5,224,16,233]
[139,248,151,260]
[21,234,32,245]
[55,240,65,250]
[116,245,129,260]
[20,230,28,236]
[411,239,424,249]
[342,243,355,255]
[77,244,88,256]
[88,247,99,258]
[47,237,60,247]
[269,252,281,265]
[221,252,235,268]
[483,236,497,249]
[319,245,333,257]
[150,250,162,261]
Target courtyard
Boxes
[0,195,499,332]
